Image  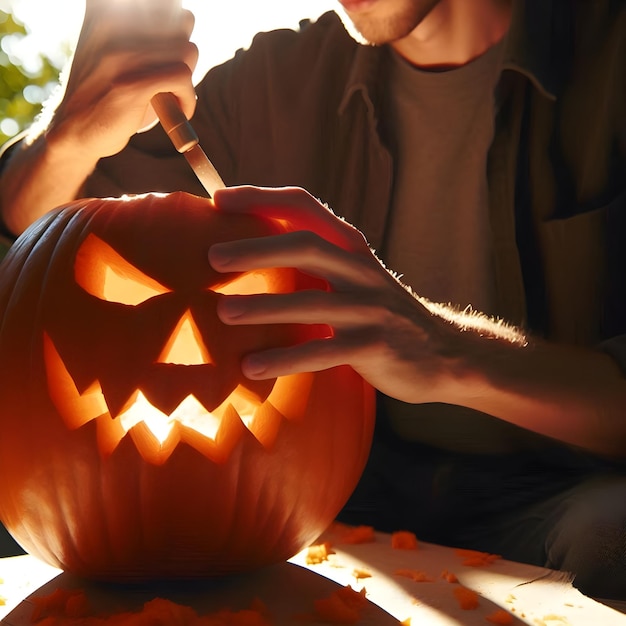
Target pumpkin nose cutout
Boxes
[157,309,212,365]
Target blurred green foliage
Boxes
[0,8,64,146]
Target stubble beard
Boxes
[337,0,443,46]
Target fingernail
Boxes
[243,355,267,377]
[209,244,232,269]
[217,297,246,320]
[212,187,237,209]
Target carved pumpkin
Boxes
[0,192,375,581]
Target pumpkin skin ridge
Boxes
[56,416,340,581]
[0,209,84,571]
[7,212,75,390]
[0,192,376,581]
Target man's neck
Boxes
[391,0,512,69]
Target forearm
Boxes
[438,310,626,458]
[0,129,99,237]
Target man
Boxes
[1,0,625,598]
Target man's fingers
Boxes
[85,0,183,21]
[209,230,384,289]
[240,334,373,380]
[213,186,369,253]
[81,2,192,51]
[181,9,196,40]
[216,290,385,328]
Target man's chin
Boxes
[335,7,378,45]
[333,0,444,47]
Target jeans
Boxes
[478,474,626,599]
[339,409,626,600]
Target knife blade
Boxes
[151,92,225,198]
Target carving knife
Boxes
[151,92,226,198]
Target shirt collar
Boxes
[338,41,384,118]
[338,0,563,115]
[502,0,561,101]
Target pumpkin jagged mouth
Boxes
[43,333,313,465]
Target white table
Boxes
[1,531,625,625]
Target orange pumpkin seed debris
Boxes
[313,585,369,625]
[441,569,459,583]
[485,608,515,624]
[327,521,376,544]
[30,588,273,625]
[391,530,419,550]
[394,568,433,583]
[352,567,372,581]
[340,525,376,544]
[305,541,335,564]
[454,548,501,567]
[31,588,90,622]
[453,586,480,610]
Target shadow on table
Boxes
[598,599,626,614]
[0,560,400,625]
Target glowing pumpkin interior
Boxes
[44,232,315,466]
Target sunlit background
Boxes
[0,0,335,143]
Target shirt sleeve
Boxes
[0,136,24,244]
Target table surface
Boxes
[1,530,625,625]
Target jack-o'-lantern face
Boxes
[41,194,322,466]
[0,192,375,581]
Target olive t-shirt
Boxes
[380,41,535,454]
[381,42,505,313]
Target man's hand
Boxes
[208,186,478,404]
[208,186,626,456]
[50,0,198,161]
[0,0,199,236]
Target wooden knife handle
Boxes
[151,92,198,153]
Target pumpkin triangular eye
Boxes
[213,272,270,296]
[75,233,172,305]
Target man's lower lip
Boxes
[338,0,378,12]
